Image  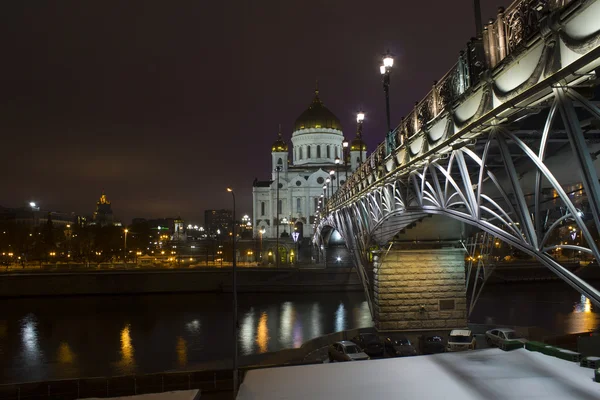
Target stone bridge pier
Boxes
[373,247,467,332]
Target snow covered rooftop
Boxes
[237,349,599,400]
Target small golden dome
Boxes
[350,137,367,151]
[272,125,288,152]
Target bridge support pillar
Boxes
[373,247,467,332]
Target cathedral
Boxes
[252,86,367,240]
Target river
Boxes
[0,282,598,384]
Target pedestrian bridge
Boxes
[315,0,600,329]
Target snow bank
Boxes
[80,389,200,400]
[237,349,599,400]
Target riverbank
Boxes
[0,267,362,297]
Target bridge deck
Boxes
[237,348,599,400]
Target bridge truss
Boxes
[316,0,600,314]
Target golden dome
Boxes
[350,137,367,151]
[272,125,288,152]
[294,87,341,132]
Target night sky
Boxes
[1,0,511,224]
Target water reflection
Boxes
[21,314,42,365]
[4,292,373,383]
[176,337,187,367]
[335,303,346,332]
[310,303,321,339]
[57,342,75,364]
[279,302,293,347]
[240,309,255,355]
[565,295,597,333]
[353,301,371,328]
[117,324,135,374]
[186,319,201,334]
[256,312,269,353]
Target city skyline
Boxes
[1,0,509,223]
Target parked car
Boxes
[328,341,370,362]
[384,336,417,357]
[351,333,385,357]
[419,335,446,354]
[447,329,476,352]
[485,328,525,347]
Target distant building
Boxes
[204,209,232,237]
[0,204,75,227]
[93,192,114,227]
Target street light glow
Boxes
[343,141,349,148]
[326,178,331,183]
[227,187,233,192]
[29,202,36,208]
[357,112,365,122]
[329,170,335,175]
[335,157,341,164]
[383,55,394,68]
[379,65,386,75]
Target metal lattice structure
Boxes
[316,0,600,315]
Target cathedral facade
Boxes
[252,87,367,239]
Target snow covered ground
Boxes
[80,389,200,400]
[237,348,599,400]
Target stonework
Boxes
[373,248,467,331]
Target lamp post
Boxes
[124,229,128,263]
[275,166,282,268]
[330,169,336,193]
[335,157,341,188]
[342,140,349,181]
[259,228,265,263]
[226,187,238,398]
[380,51,395,153]
[356,112,365,164]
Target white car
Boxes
[447,329,476,352]
[485,328,525,347]
[328,341,370,362]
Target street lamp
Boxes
[259,228,265,262]
[124,229,128,263]
[380,50,395,152]
[357,112,365,164]
[335,157,341,188]
[226,187,238,398]
[329,169,336,193]
[342,140,349,182]
[275,166,282,268]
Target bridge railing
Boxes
[324,0,574,212]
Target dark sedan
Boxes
[419,335,446,354]
[351,333,385,357]
[384,336,417,357]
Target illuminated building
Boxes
[92,192,115,227]
[252,85,367,239]
[204,209,232,237]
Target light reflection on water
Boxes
[564,295,597,334]
[1,293,372,383]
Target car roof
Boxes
[450,329,472,336]
[337,340,357,346]
[496,328,516,333]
